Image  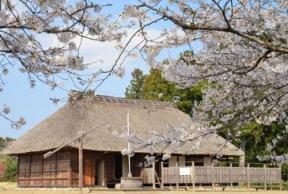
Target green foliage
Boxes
[219,120,288,166]
[1,156,17,182]
[125,69,146,99]
[0,137,14,151]
[282,164,288,181]
[142,69,177,101]
[125,68,204,115]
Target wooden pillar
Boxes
[239,155,245,167]
[230,163,233,188]
[176,161,179,190]
[192,161,195,191]
[264,164,267,190]
[152,161,156,189]
[41,156,44,187]
[211,161,215,190]
[17,156,20,187]
[69,150,73,187]
[160,161,164,189]
[29,155,31,187]
[247,163,250,189]
[279,165,283,191]
[55,153,58,186]
[78,136,83,193]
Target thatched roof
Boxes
[2,95,244,156]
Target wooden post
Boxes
[192,161,195,191]
[55,153,57,186]
[176,161,179,190]
[264,164,267,190]
[17,156,20,187]
[29,155,31,186]
[279,165,283,191]
[69,150,73,187]
[127,110,132,178]
[160,161,164,189]
[152,161,156,189]
[230,163,233,188]
[41,156,44,187]
[247,163,250,189]
[78,135,83,193]
[211,162,214,190]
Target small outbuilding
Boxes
[2,94,244,188]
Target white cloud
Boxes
[37,28,161,73]
[76,28,161,71]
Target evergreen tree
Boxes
[125,69,146,99]
[125,68,204,115]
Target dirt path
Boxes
[1,183,288,194]
[1,190,288,194]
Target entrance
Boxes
[84,158,104,186]
[95,159,104,185]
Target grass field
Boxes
[1,182,288,194]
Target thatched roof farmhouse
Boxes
[2,95,244,187]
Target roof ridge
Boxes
[93,95,175,107]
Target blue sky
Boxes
[0,1,192,139]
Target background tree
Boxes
[0,137,14,151]
[126,68,203,115]
[125,69,146,99]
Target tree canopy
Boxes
[0,137,14,151]
[126,68,203,115]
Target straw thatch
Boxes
[2,95,244,156]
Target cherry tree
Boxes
[121,0,288,128]
[113,0,288,158]
[0,0,125,128]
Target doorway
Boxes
[84,158,95,186]
[115,154,122,179]
[95,159,104,186]
[83,158,104,187]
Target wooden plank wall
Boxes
[18,150,72,187]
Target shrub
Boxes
[282,163,288,181]
[1,156,17,182]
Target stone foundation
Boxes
[119,177,143,190]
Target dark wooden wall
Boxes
[17,149,150,187]
[18,150,72,187]
[17,149,125,187]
